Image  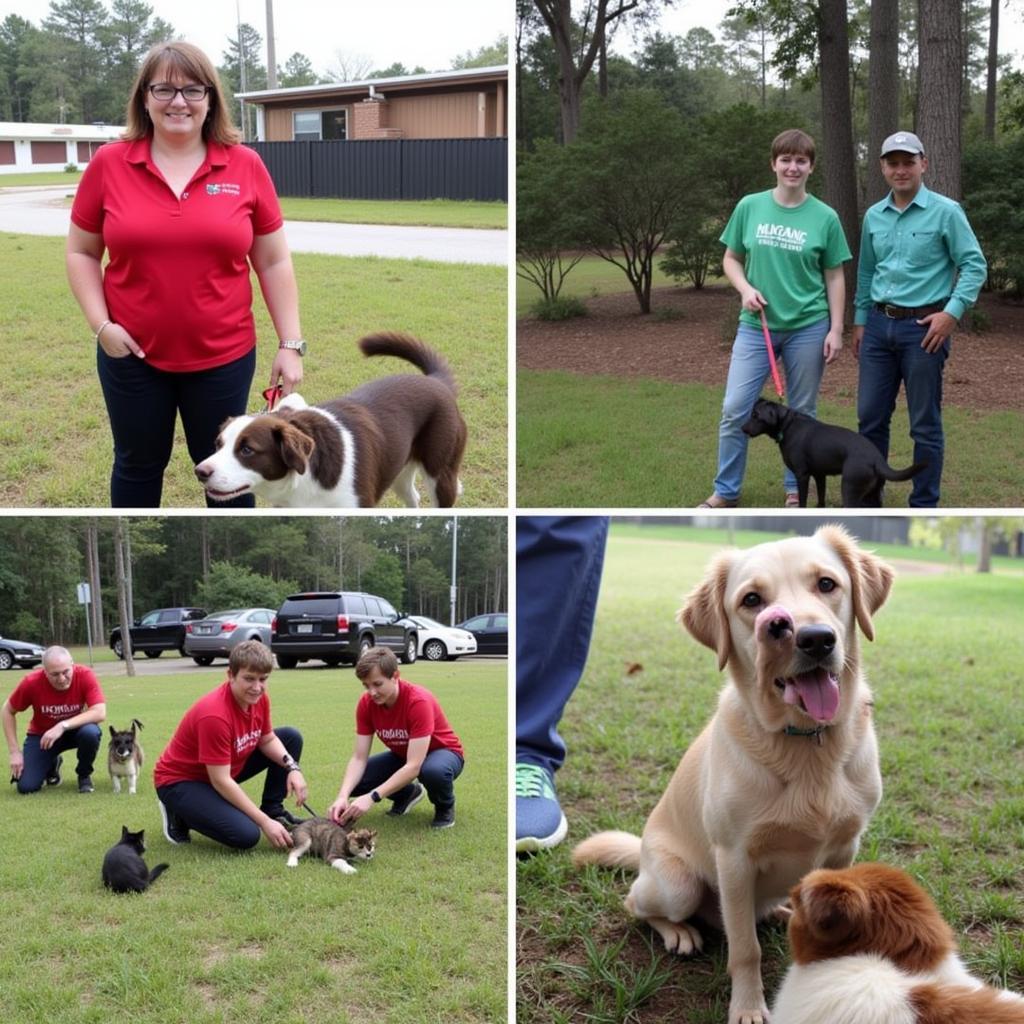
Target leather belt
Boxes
[875,300,947,320]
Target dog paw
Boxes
[653,919,703,955]
[730,1007,769,1024]
[286,859,298,868]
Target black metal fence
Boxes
[246,138,507,202]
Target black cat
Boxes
[101,826,169,894]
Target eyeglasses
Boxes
[148,83,211,103]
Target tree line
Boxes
[518,0,1024,310]
[0,517,507,648]
[0,0,506,136]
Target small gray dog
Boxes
[107,719,144,795]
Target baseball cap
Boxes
[880,131,925,157]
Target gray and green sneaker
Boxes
[515,763,567,854]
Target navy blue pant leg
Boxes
[235,726,303,814]
[515,517,609,778]
[17,725,102,794]
[351,749,464,809]
[97,346,256,508]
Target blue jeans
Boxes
[351,749,464,811]
[515,517,608,778]
[97,345,256,508]
[16,725,102,794]
[714,318,829,500]
[857,308,948,508]
[156,726,303,849]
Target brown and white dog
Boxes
[107,719,144,795]
[772,862,1024,1024]
[194,333,467,508]
[573,526,893,1024]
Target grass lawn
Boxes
[0,234,506,508]
[280,197,507,230]
[1,660,506,1024]
[516,369,1024,508]
[0,171,83,187]
[516,525,1024,1023]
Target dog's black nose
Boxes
[796,624,836,662]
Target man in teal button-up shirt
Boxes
[852,131,986,507]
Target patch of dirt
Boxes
[518,285,1024,413]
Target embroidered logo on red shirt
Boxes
[207,182,241,196]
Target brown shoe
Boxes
[697,493,739,509]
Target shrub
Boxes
[64,163,79,173]
[529,295,587,320]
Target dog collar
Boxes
[783,724,827,744]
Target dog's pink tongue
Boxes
[783,669,840,723]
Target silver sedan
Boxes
[183,608,276,665]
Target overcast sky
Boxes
[3,0,511,76]
[625,0,1024,72]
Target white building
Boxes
[0,122,124,175]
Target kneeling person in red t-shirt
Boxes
[3,647,107,794]
[328,647,465,830]
[154,640,307,849]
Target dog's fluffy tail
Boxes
[571,830,642,871]
[358,332,457,392]
[879,460,928,481]
[148,863,170,885]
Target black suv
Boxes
[110,607,208,659]
[271,592,417,669]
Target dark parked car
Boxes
[0,634,45,671]
[456,612,508,656]
[183,608,276,666]
[109,607,208,659]
[271,592,418,669]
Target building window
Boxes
[292,108,347,141]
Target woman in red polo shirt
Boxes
[66,41,305,508]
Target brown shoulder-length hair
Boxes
[122,41,241,145]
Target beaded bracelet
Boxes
[93,319,112,344]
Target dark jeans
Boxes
[352,749,464,811]
[515,517,609,778]
[156,726,302,850]
[857,307,949,507]
[17,725,102,793]
[97,345,256,508]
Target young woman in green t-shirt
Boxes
[699,129,851,508]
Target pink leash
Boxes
[759,307,784,397]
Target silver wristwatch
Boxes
[278,339,307,356]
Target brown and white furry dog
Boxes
[772,862,1024,1024]
[285,817,377,875]
[107,719,144,795]
[194,333,467,508]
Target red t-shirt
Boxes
[6,665,105,735]
[355,679,464,761]
[71,138,284,372]
[154,681,272,787]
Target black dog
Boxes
[741,398,927,507]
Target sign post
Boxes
[76,582,93,665]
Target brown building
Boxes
[237,65,507,143]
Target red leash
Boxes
[759,307,784,397]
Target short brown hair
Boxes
[123,41,241,145]
[355,646,399,680]
[229,639,274,676]
[771,128,816,165]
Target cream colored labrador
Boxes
[573,525,894,1024]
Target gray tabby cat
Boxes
[285,818,377,874]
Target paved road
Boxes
[0,185,508,265]
[91,653,505,677]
